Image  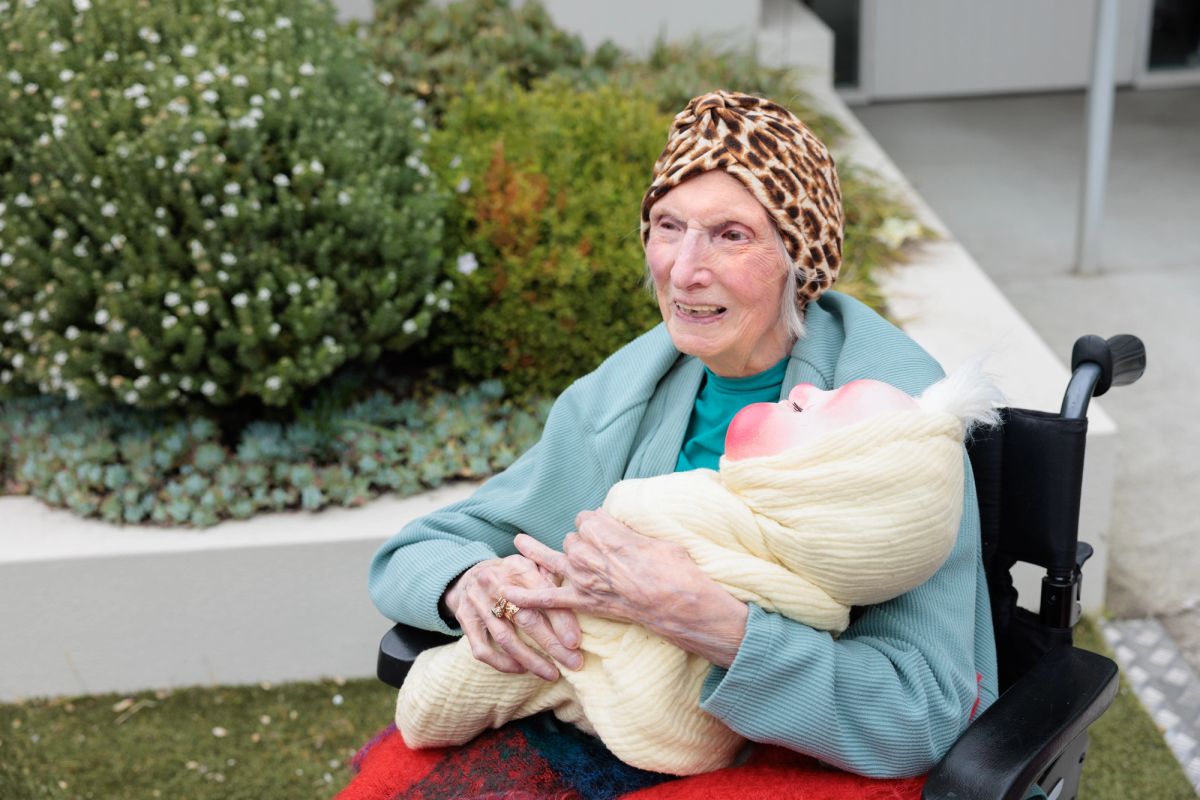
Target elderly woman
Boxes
[367,91,998,788]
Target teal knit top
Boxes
[675,356,789,472]
[369,291,999,778]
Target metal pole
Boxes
[1074,0,1120,274]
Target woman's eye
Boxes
[722,229,748,242]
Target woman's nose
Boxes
[670,229,711,289]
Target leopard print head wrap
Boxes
[640,90,844,308]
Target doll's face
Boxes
[724,380,918,462]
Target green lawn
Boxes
[1,619,1194,799]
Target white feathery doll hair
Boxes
[916,355,1005,437]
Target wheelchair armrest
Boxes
[377,623,458,688]
[923,645,1119,800]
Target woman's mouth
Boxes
[674,301,727,321]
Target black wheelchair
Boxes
[376,333,1147,800]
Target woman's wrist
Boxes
[653,581,749,669]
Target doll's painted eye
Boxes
[790,401,804,412]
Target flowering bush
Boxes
[424,79,669,398]
[0,0,447,409]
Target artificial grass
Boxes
[1,619,1194,799]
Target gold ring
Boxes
[491,595,520,622]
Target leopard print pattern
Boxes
[640,90,844,308]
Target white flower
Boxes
[305,277,319,290]
[49,41,67,55]
[256,287,271,301]
[455,252,478,276]
[135,96,151,109]
[227,9,244,22]
[273,174,290,187]
[173,74,189,89]
[220,252,237,266]
[164,292,181,307]
[123,83,147,99]
[437,298,450,311]
[155,225,167,237]
[401,319,418,335]
[223,182,240,195]
[377,71,394,86]
[336,191,351,206]
[196,70,214,84]
[201,89,218,104]
[455,176,471,194]
[298,62,315,77]
[166,98,189,115]
[200,194,215,207]
[214,65,229,79]
[72,0,90,11]
[424,292,436,306]
[232,74,248,87]
[110,319,125,334]
[52,227,68,240]
[322,335,336,349]
[53,351,68,366]
[11,354,24,369]
[289,86,301,99]
[251,28,267,42]
[102,50,118,62]
[138,27,160,45]
[73,242,88,257]
[115,145,130,158]
[110,234,126,250]
[201,381,217,397]
[193,300,209,316]
[192,130,206,144]
[6,71,21,84]
[412,117,426,130]
[155,155,167,169]
[180,44,198,58]
[265,375,282,391]
[14,193,33,207]
[124,390,139,404]
[286,282,300,296]
[449,155,462,169]
[134,357,145,370]
[65,326,80,341]
[309,159,323,174]
[0,370,11,384]
[274,16,292,28]
[292,162,306,175]
[134,375,151,390]
[143,60,155,71]
[100,202,117,217]
[232,293,248,307]
[24,82,38,95]
[216,270,230,282]
[37,308,50,323]
[17,311,33,327]
[220,203,237,218]
[202,219,216,231]
[51,95,66,109]
[58,69,75,82]
[268,322,281,336]
[95,309,110,325]
[90,176,101,189]
[267,87,281,100]
[249,93,263,107]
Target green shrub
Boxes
[423,78,669,398]
[0,0,447,410]
[365,0,615,119]
[0,376,551,527]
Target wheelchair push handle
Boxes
[1060,334,1146,420]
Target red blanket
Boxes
[337,718,926,800]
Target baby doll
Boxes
[393,363,1000,775]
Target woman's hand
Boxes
[442,555,583,681]
[504,510,749,668]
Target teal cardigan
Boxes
[369,290,999,778]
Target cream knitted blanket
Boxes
[394,371,997,775]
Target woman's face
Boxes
[724,379,918,462]
[646,170,793,378]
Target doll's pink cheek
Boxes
[725,403,790,461]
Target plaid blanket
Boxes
[337,716,926,800]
